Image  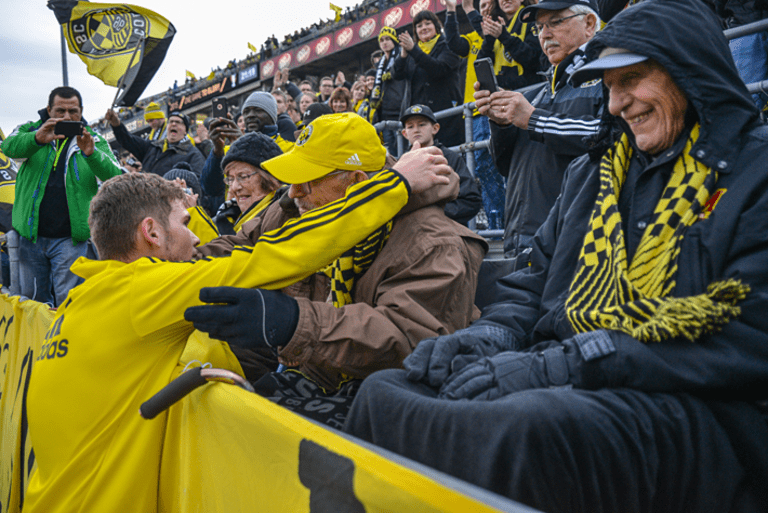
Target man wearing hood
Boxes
[344,1,768,511]
[184,113,488,428]
[105,109,205,177]
[2,86,122,305]
[481,0,603,262]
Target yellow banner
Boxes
[0,295,53,513]
[0,295,512,512]
[248,42,257,53]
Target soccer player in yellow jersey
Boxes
[24,144,452,513]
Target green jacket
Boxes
[2,117,122,243]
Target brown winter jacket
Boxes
[196,170,488,389]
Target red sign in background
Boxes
[260,0,444,78]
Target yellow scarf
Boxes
[233,190,277,233]
[566,124,749,342]
[493,7,527,76]
[418,34,440,55]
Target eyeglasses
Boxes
[296,170,349,195]
[223,170,259,186]
[531,13,585,36]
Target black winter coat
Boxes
[476,0,768,504]
[393,36,464,147]
[490,46,603,255]
[112,123,206,177]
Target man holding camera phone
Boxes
[1,86,122,305]
[475,0,604,264]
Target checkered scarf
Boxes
[323,220,393,307]
[566,125,749,342]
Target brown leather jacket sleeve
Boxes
[279,205,486,390]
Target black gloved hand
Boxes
[184,287,299,350]
[403,324,515,387]
[438,344,577,400]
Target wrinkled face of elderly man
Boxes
[535,8,597,66]
[604,59,688,156]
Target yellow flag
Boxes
[48,1,176,107]
[330,2,342,22]
[207,70,215,80]
[185,70,195,79]
[247,42,257,53]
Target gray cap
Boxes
[242,91,278,125]
[570,47,649,86]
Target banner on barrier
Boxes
[0,294,513,512]
[0,295,53,513]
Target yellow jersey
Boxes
[24,169,410,513]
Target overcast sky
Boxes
[0,0,362,134]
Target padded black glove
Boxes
[184,286,299,351]
[403,325,516,387]
[437,331,617,400]
[438,345,576,400]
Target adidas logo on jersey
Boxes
[345,153,362,166]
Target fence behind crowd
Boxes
[0,293,536,513]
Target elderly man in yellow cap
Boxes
[185,112,488,428]
[143,101,167,142]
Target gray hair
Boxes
[569,4,602,29]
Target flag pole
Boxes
[111,36,145,108]
[60,26,69,86]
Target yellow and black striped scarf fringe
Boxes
[324,220,393,307]
[566,124,749,343]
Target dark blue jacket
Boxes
[490,45,603,255]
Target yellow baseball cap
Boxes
[261,112,386,184]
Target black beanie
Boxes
[168,111,190,130]
[164,162,202,198]
[220,132,283,174]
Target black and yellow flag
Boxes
[47,0,176,106]
[330,2,343,22]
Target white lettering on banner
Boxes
[297,45,311,63]
[359,18,377,39]
[385,7,403,27]
[263,61,275,78]
[316,37,331,56]
[410,0,430,17]
[278,53,292,69]
[337,27,353,47]
[240,66,258,82]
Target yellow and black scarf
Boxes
[566,125,749,342]
[324,220,393,307]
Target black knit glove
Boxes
[185,287,299,350]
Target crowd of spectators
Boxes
[4,0,768,511]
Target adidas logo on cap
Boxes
[345,153,363,166]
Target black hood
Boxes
[583,0,760,172]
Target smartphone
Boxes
[212,97,229,119]
[474,57,498,94]
[54,120,85,138]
